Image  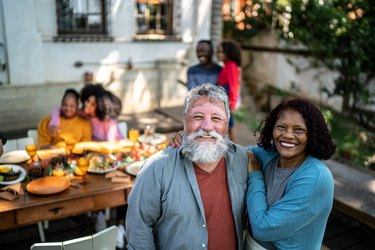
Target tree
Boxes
[224,0,375,112]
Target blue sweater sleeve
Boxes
[246,156,334,242]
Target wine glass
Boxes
[77,157,89,184]
[25,144,37,162]
[128,129,140,144]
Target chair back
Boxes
[62,235,92,250]
[30,242,62,250]
[118,121,128,138]
[17,137,35,150]
[3,137,34,153]
[92,225,118,250]
[28,129,38,144]
[3,139,18,153]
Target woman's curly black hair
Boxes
[219,40,242,66]
[61,89,80,105]
[255,98,336,160]
[80,84,122,121]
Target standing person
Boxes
[48,84,123,142]
[125,84,249,249]
[38,89,92,149]
[186,40,222,90]
[247,98,336,249]
[217,40,242,141]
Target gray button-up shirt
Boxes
[125,144,248,250]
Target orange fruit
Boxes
[53,169,65,177]
[74,167,83,176]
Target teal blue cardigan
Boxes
[247,146,334,250]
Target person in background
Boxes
[48,84,123,142]
[186,40,222,90]
[217,40,242,142]
[38,89,92,149]
[0,132,7,157]
[126,84,249,249]
[247,98,336,249]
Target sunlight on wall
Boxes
[112,0,121,14]
[96,51,121,83]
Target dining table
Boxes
[0,134,169,242]
[0,173,134,241]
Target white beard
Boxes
[181,130,230,164]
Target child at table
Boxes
[48,84,124,142]
[38,89,92,149]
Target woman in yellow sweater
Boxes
[38,89,92,149]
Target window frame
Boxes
[55,0,112,42]
[134,0,181,41]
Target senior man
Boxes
[125,84,249,249]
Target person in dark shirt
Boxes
[187,40,222,90]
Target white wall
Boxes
[0,0,207,131]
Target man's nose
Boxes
[201,118,214,131]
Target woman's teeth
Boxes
[280,142,296,147]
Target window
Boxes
[55,0,111,41]
[135,0,180,40]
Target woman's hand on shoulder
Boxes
[169,130,183,148]
[247,151,261,172]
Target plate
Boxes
[0,150,30,164]
[138,133,167,145]
[125,161,145,176]
[0,164,27,185]
[87,161,121,174]
[26,176,70,195]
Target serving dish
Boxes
[0,164,27,185]
[138,133,167,145]
[86,152,120,174]
[125,161,145,176]
[26,176,70,195]
[87,161,121,174]
[0,150,30,164]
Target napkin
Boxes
[0,183,23,201]
[105,170,131,183]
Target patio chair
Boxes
[62,235,92,250]
[92,225,118,250]
[30,242,62,250]
[27,129,38,145]
[3,137,34,153]
[118,121,128,138]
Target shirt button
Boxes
[202,244,206,247]
[202,224,206,228]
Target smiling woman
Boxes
[247,98,336,249]
[37,89,92,150]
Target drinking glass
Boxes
[129,129,140,143]
[25,144,37,162]
[77,157,89,184]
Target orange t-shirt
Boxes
[194,158,237,250]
